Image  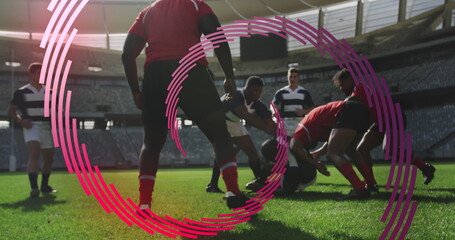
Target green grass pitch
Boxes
[0,163,454,240]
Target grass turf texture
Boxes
[0,163,453,240]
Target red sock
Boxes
[338,162,365,190]
[139,175,155,208]
[411,155,428,171]
[220,158,241,195]
[357,162,377,185]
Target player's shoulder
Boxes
[297,86,310,93]
[275,86,291,95]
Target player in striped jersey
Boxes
[7,62,56,198]
[271,67,315,179]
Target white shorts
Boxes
[23,121,54,149]
[284,118,301,136]
[226,120,249,138]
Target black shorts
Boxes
[333,101,369,133]
[141,60,223,126]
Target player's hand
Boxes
[315,161,330,176]
[133,92,142,110]
[20,119,33,129]
[223,77,236,99]
[310,151,319,161]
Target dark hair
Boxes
[245,75,264,88]
[287,67,299,76]
[28,62,42,74]
[332,68,351,87]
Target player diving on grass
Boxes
[205,76,276,194]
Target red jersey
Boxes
[128,0,214,66]
[351,83,378,125]
[293,101,345,147]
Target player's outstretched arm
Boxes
[121,33,146,109]
[233,105,272,134]
[198,14,235,96]
[290,137,330,176]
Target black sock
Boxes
[28,173,38,189]
[41,173,50,187]
[209,160,220,186]
[249,161,262,179]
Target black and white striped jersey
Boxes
[10,84,49,122]
[272,86,314,118]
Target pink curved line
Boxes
[48,0,78,115]
[228,206,264,220]
[184,218,250,226]
[375,79,388,133]
[164,216,235,231]
[40,0,68,49]
[144,210,218,236]
[233,20,287,39]
[318,27,351,70]
[80,145,112,214]
[49,2,79,142]
[398,169,418,240]
[112,195,177,238]
[50,28,78,147]
[386,101,399,188]
[127,199,197,239]
[275,16,330,53]
[167,63,194,107]
[57,66,77,176]
[217,25,268,37]
[89,165,129,224]
[381,104,406,223]
[253,178,282,200]
[170,53,204,90]
[294,20,341,67]
[217,205,264,220]
[107,185,155,234]
[254,16,319,53]
[288,17,330,50]
[380,133,411,239]
[196,32,247,52]
[390,135,416,239]
[248,191,275,207]
[183,218,251,227]
[380,77,394,162]
[216,203,263,219]
[109,185,178,237]
[47,0,59,11]
[359,57,389,132]
[72,118,89,177]
[400,201,419,240]
[93,167,133,226]
[42,0,89,113]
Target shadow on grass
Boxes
[371,190,455,203]
[0,193,66,212]
[189,216,321,240]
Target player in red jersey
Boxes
[330,68,436,187]
[290,100,372,200]
[122,0,248,211]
